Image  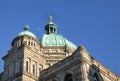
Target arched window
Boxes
[32,61,36,76]
[50,27,53,33]
[26,58,30,73]
[65,73,73,81]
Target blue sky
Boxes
[0,0,120,76]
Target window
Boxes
[26,61,29,72]
[50,27,53,33]
[65,74,73,81]
[46,28,49,34]
[33,65,35,75]
[54,28,56,32]
[28,41,30,45]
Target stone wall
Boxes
[2,45,24,81]
[40,46,120,81]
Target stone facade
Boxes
[2,35,75,81]
[1,17,120,81]
[40,46,120,81]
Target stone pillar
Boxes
[79,62,89,81]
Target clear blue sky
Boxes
[0,0,120,76]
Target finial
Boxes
[24,24,30,31]
[49,16,52,22]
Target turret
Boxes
[11,25,40,50]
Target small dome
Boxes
[17,25,36,38]
[40,34,77,48]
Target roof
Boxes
[17,25,36,38]
[40,34,77,49]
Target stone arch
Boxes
[65,70,75,75]
[63,70,75,81]
[88,64,104,81]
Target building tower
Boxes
[2,25,42,81]
[40,16,77,67]
[2,16,77,81]
[1,16,120,81]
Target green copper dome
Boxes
[17,25,36,38]
[40,16,77,49]
[40,34,77,48]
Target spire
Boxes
[49,16,52,22]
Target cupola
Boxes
[45,16,57,34]
[40,16,77,49]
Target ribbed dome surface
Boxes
[40,34,77,49]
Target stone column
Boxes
[79,61,89,81]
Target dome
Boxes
[40,16,77,49]
[40,34,77,48]
[17,25,36,38]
